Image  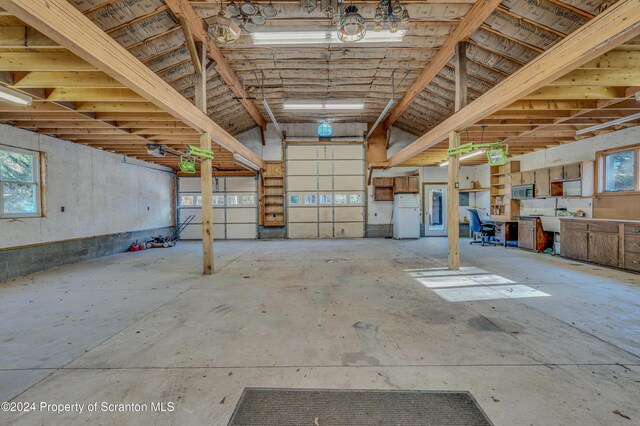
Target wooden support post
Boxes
[194,41,213,275]
[448,42,467,270]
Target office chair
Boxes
[467,208,497,246]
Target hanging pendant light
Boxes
[205,0,241,44]
[337,4,366,43]
[262,1,278,18]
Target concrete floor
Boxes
[1,238,639,425]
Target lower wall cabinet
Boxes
[560,219,640,272]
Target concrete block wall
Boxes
[0,226,174,281]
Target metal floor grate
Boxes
[228,388,493,426]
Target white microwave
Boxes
[512,184,534,199]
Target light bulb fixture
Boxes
[233,153,260,171]
[205,0,241,44]
[225,0,277,35]
[439,150,485,167]
[372,0,409,33]
[0,86,32,106]
[337,5,366,43]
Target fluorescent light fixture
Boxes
[366,98,394,139]
[0,86,32,106]
[233,153,260,171]
[439,150,484,167]
[283,101,364,111]
[252,30,404,45]
[576,112,640,135]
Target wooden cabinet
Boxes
[588,231,620,267]
[550,166,564,182]
[534,168,550,197]
[562,229,589,261]
[518,219,536,250]
[521,170,535,185]
[510,172,522,186]
[393,176,419,194]
[560,219,640,272]
[564,163,582,180]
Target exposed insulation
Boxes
[87,0,164,31]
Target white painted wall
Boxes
[511,125,640,218]
[0,124,175,249]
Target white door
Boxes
[424,184,447,237]
[286,144,365,238]
[178,176,257,240]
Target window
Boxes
[0,146,40,217]
[180,195,195,206]
[289,194,302,205]
[304,194,317,205]
[334,194,347,205]
[227,195,240,206]
[212,195,225,206]
[195,195,202,206]
[319,194,332,205]
[241,194,256,206]
[597,145,639,194]
[349,193,363,205]
[605,150,635,192]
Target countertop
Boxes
[559,217,640,223]
[513,215,544,219]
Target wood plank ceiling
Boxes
[1,0,638,170]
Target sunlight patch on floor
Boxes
[409,267,550,302]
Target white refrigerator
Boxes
[393,193,421,239]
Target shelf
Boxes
[460,188,490,192]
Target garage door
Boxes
[178,176,257,240]
[286,144,365,238]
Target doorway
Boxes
[423,183,448,236]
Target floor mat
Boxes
[228,388,493,426]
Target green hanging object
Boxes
[447,141,508,166]
[179,156,197,174]
[486,144,508,166]
[187,145,214,160]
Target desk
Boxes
[492,220,518,247]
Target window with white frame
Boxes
[0,146,41,217]
[180,195,195,206]
[212,194,225,206]
[304,194,317,205]
[241,194,256,206]
[334,194,347,205]
[349,193,363,205]
[596,145,640,194]
[319,193,332,205]
[289,194,302,205]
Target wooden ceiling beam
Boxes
[13,71,125,88]
[386,0,640,168]
[383,0,502,129]
[46,88,145,102]
[0,51,95,71]
[165,0,266,129]
[0,0,264,170]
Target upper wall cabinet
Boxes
[534,168,550,198]
[550,163,582,182]
[521,170,535,185]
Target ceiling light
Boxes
[233,153,260,171]
[0,86,32,106]
[337,5,366,43]
[439,150,485,167]
[205,0,241,44]
[252,30,404,45]
[575,112,640,135]
[283,101,364,111]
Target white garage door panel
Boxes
[318,176,333,191]
[288,223,318,238]
[227,224,256,239]
[288,146,317,160]
[288,176,318,191]
[181,224,225,240]
[319,207,333,222]
[225,177,256,191]
[334,160,364,175]
[318,162,333,175]
[226,208,255,223]
[335,223,363,238]
[287,144,364,239]
[178,176,257,240]
[334,206,363,222]
[288,207,318,222]
[334,176,364,191]
[319,223,333,238]
[288,160,318,175]
[334,145,363,159]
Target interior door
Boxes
[423,184,447,236]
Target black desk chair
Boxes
[467,208,497,246]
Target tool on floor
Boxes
[143,215,196,249]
